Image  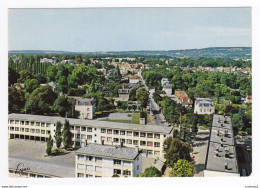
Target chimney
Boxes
[85,140,88,146]
[120,141,124,147]
[102,140,104,145]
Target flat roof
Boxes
[205,114,239,174]
[8,113,173,134]
[9,156,75,178]
[76,144,140,160]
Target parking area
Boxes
[8,139,75,167]
[192,129,210,177]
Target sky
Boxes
[8,8,251,52]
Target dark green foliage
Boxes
[24,79,39,93]
[25,85,57,115]
[62,119,72,150]
[163,137,192,168]
[55,121,62,149]
[129,88,137,101]
[8,86,25,113]
[136,88,149,110]
[46,135,53,155]
[18,70,33,83]
[8,68,19,86]
[139,166,162,177]
[52,96,72,117]
[35,73,47,84]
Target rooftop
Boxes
[8,113,173,134]
[76,144,140,160]
[9,156,75,178]
[205,114,239,174]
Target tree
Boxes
[25,85,57,115]
[139,166,162,177]
[56,76,68,94]
[55,121,62,148]
[8,68,19,86]
[62,119,72,150]
[52,96,71,117]
[132,105,137,111]
[24,79,39,93]
[8,86,25,113]
[129,88,137,101]
[46,135,53,155]
[35,73,47,84]
[163,137,192,168]
[17,70,33,83]
[169,159,196,177]
[136,88,149,111]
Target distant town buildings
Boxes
[204,114,240,177]
[75,98,95,120]
[128,75,140,84]
[75,143,142,178]
[40,57,56,64]
[194,98,215,114]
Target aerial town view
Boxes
[7,8,252,178]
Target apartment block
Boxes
[75,143,142,178]
[8,113,173,157]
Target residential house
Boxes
[194,98,215,114]
[75,98,95,120]
[174,91,193,107]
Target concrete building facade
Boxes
[194,98,215,114]
[75,98,95,119]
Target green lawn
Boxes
[99,112,151,124]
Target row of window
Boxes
[101,129,161,139]
[100,137,160,147]
[9,120,51,127]
[77,173,101,178]
[9,127,51,134]
[77,156,132,166]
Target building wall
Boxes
[129,79,139,84]
[194,104,215,114]
[75,153,139,177]
[163,88,172,96]
[75,104,95,119]
[203,170,240,177]
[8,118,171,157]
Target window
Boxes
[120,131,125,135]
[25,121,29,125]
[77,164,85,169]
[107,129,112,134]
[114,130,119,135]
[147,141,153,147]
[10,120,14,124]
[77,173,84,178]
[123,170,131,176]
[88,156,93,161]
[47,130,51,135]
[127,131,132,136]
[96,157,102,163]
[81,134,86,139]
[21,128,24,132]
[133,132,139,137]
[25,128,29,132]
[78,155,85,160]
[147,133,153,138]
[101,129,106,133]
[101,136,106,141]
[81,127,86,131]
[31,122,35,126]
[36,129,40,133]
[72,134,74,138]
[70,126,74,130]
[95,166,102,172]
[154,134,160,139]
[120,139,125,143]
[86,174,93,178]
[87,135,92,140]
[30,129,35,133]
[41,122,45,127]
[107,137,112,142]
[114,169,121,175]
[200,109,202,112]
[29,174,36,178]
[114,159,121,165]
[87,127,92,132]
[154,151,160,156]
[15,120,19,125]
[20,121,24,125]
[36,122,40,126]
[113,138,119,143]
[46,123,50,127]
[140,132,146,137]
[76,134,80,139]
[154,142,160,147]
[127,139,132,144]
[140,141,146,146]
[210,109,212,112]
[10,127,14,131]
[75,126,80,131]
[41,130,45,134]
[87,108,90,111]
[133,140,139,145]
[15,127,19,131]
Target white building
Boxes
[194,98,215,114]
[8,113,173,157]
[162,83,172,96]
[75,143,142,178]
[128,75,140,84]
[75,98,95,119]
[161,78,169,88]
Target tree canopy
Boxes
[139,166,162,177]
